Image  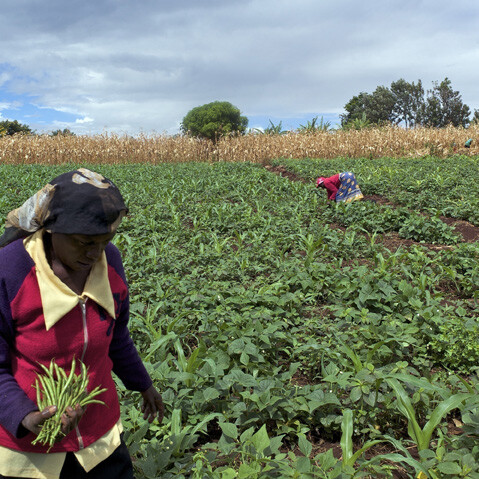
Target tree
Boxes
[421,78,470,127]
[0,119,32,136]
[342,77,472,129]
[390,79,424,128]
[340,87,395,128]
[51,128,75,136]
[181,101,248,141]
[366,86,396,124]
[340,92,370,126]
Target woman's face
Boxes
[50,232,116,272]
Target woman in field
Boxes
[0,168,163,479]
[316,171,364,203]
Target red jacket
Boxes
[320,174,340,201]
[0,239,152,453]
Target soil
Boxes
[265,164,479,246]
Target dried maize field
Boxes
[0,124,477,165]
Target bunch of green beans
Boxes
[31,357,107,449]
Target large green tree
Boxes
[421,78,470,127]
[390,79,424,128]
[340,87,395,127]
[0,119,33,136]
[181,101,248,141]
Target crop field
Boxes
[1,156,479,478]
[0,124,478,165]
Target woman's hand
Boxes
[22,404,84,438]
[140,386,164,423]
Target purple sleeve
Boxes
[0,242,39,437]
[105,244,152,392]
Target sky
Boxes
[0,0,478,136]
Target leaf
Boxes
[170,409,182,436]
[340,409,354,465]
[295,456,311,473]
[203,387,220,402]
[386,378,423,447]
[240,426,255,443]
[314,448,337,470]
[298,433,312,458]
[350,386,362,403]
[436,461,462,474]
[220,469,238,479]
[421,393,471,450]
[238,463,260,478]
[251,424,270,454]
[128,421,150,445]
[219,422,238,440]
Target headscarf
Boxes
[316,177,325,187]
[0,168,127,248]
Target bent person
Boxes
[316,171,364,203]
[0,168,164,479]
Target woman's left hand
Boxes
[140,386,164,423]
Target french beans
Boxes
[31,358,106,450]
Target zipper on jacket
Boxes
[76,297,89,449]
[78,297,89,362]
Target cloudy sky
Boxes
[0,0,477,135]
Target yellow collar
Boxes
[24,230,116,331]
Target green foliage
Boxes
[50,128,76,136]
[254,120,287,135]
[1,158,479,477]
[297,116,332,134]
[422,77,471,127]
[0,119,33,136]
[341,112,372,131]
[341,77,472,128]
[429,314,479,370]
[181,101,248,141]
[390,78,424,128]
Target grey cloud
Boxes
[0,0,478,134]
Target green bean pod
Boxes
[32,359,107,449]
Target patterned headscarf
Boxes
[0,168,127,248]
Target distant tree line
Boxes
[2,79,479,141]
[341,77,479,129]
[0,120,76,137]
[0,119,33,136]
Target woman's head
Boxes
[0,168,127,248]
[316,177,325,188]
[48,231,116,272]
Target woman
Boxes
[316,171,364,203]
[0,168,164,478]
